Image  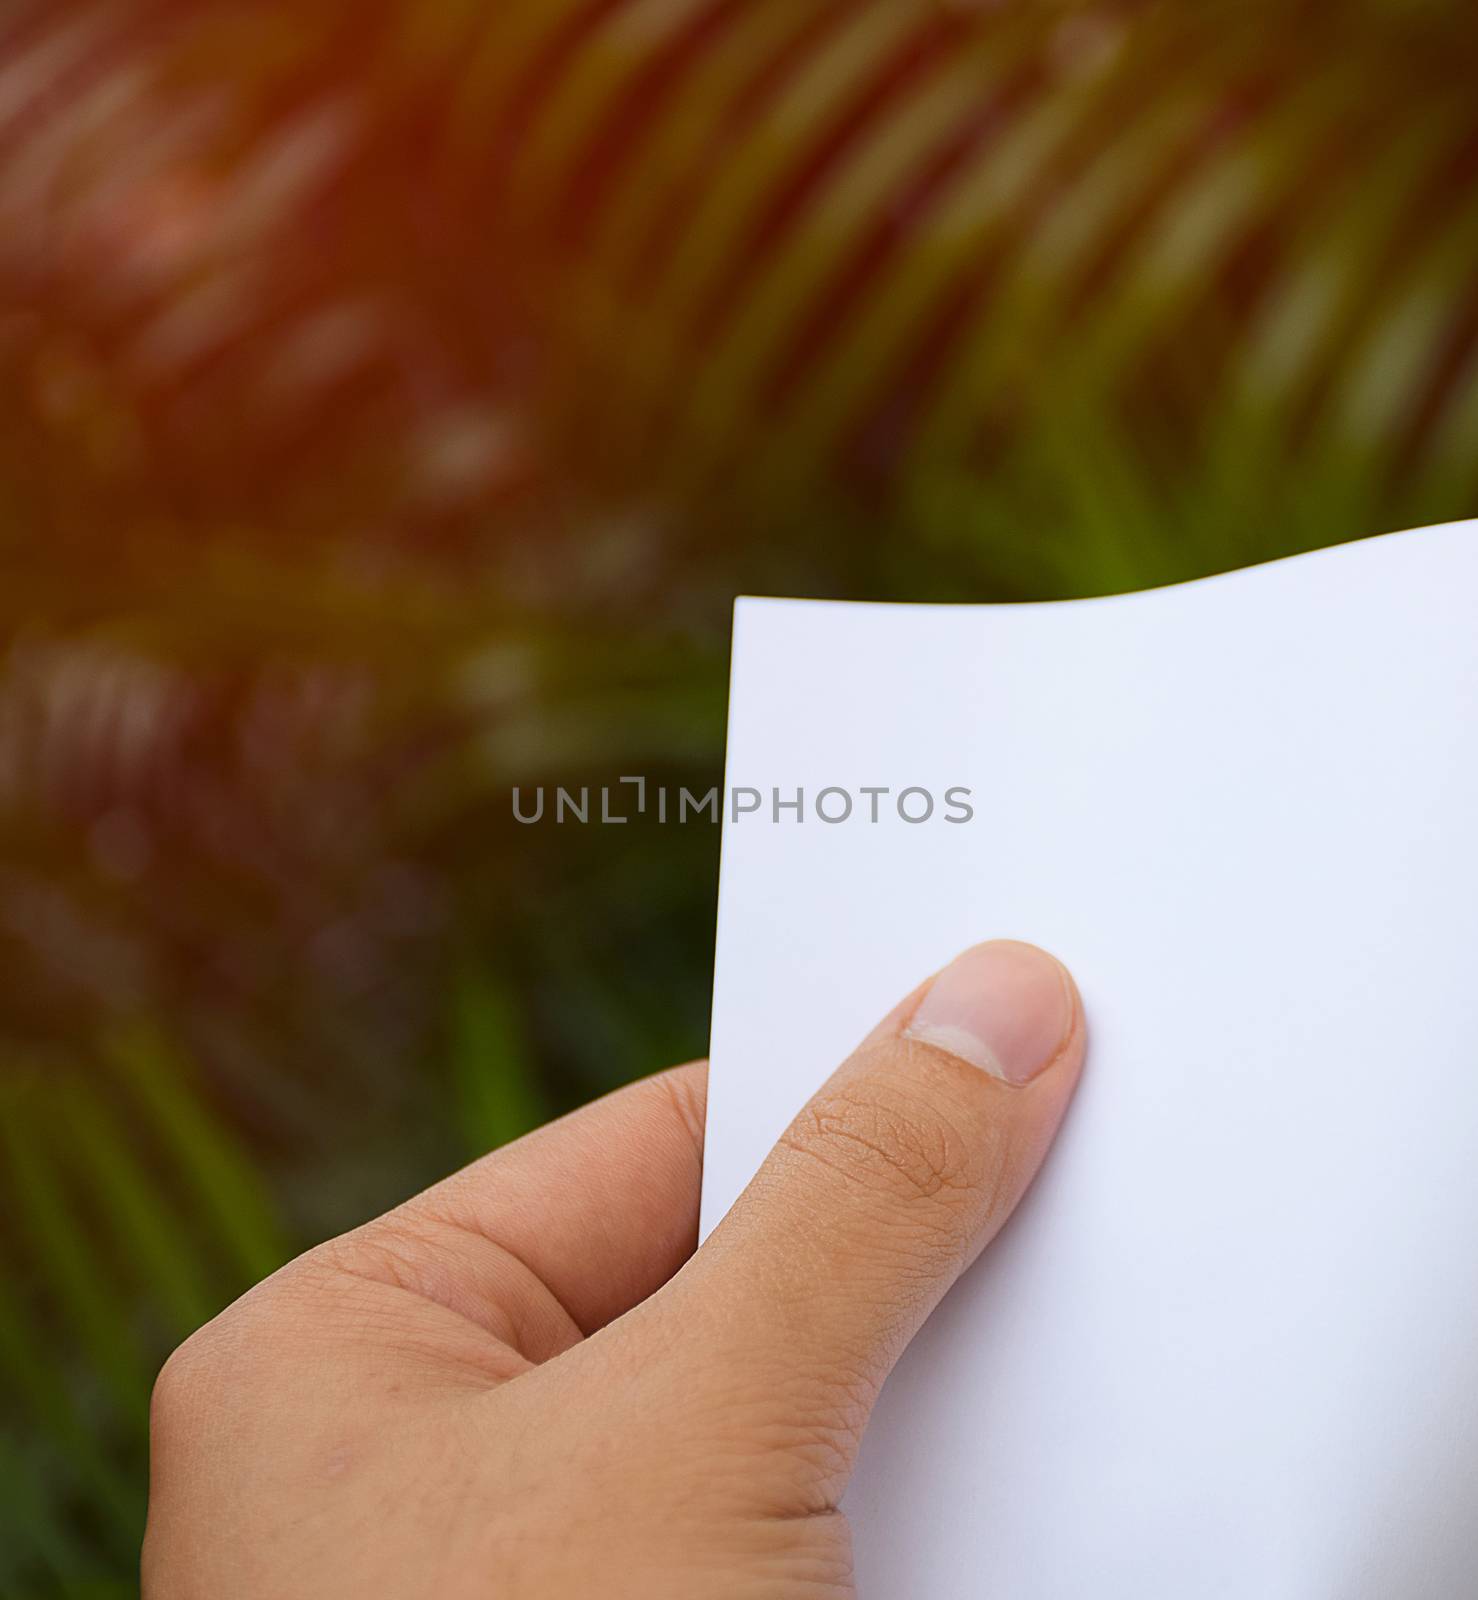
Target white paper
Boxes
[702,519,1478,1599]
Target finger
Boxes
[673,940,1083,1469]
[332,1062,707,1357]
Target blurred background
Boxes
[3,0,1477,1590]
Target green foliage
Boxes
[2,0,1477,1590]
[0,1034,282,1595]
[450,968,550,1156]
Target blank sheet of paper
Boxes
[702,520,1478,1599]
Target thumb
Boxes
[672,940,1084,1486]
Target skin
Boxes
[144,940,1086,1598]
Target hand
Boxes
[143,939,1085,1598]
